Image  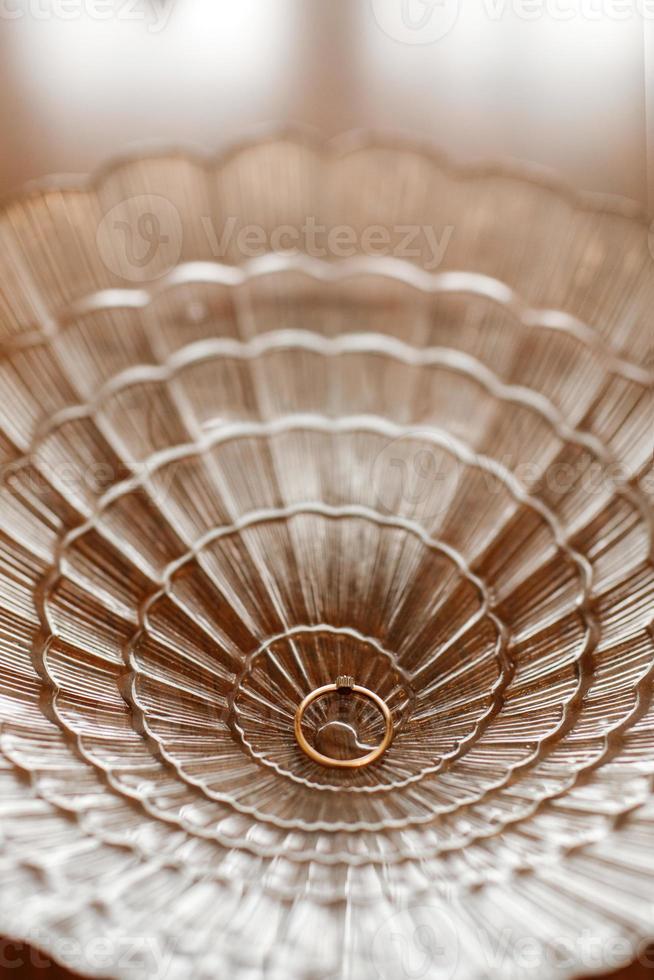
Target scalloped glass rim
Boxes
[3,126,648,220]
[1,128,652,363]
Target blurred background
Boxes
[0,2,652,977]
[0,0,652,211]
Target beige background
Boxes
[0,0,651,210]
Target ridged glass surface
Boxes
[0,136,653,980]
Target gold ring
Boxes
[294,675,393,769]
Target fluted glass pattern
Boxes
[0,135,652,980]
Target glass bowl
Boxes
[0,133,652,980]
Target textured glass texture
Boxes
[0,136,652,980]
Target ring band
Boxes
[294,675,393,769]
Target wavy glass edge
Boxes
[2,126,647,223]
[0,129,652,367]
